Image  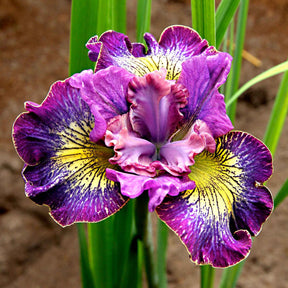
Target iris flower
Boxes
[13,26,273,268]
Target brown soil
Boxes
[1,0,287,287]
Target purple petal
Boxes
[86,31,133,68]
[69,67,135,142]
[86,25,215,80]
[13,79,127,226]
[145,25,209,57]
[156,131,273,267]
[157,120,215,176]
[177,53,233,138]
[105,114,157,177]
[106,169,195,212]
[127,70,188,143]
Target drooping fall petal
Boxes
[157,132,273,267]
[13,79,127,226]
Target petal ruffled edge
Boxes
[13,78,128,226]
[106,169,195,212]
[156,131,273,267]
[177,52,233,138]
[86,25,221,80]
[69,67,135,142]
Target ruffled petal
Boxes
[157,120,215,176]
[177,52,233,139]
[12,79,127,226]
[105,114,157,177]
[86,31,133,66]
[156,132,273,267]
[87,25,215,80]
[127,70,188,143]
[106,169,195,212]
[69,67,135,142]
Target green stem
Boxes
[135,193,159,288]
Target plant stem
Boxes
[135,193,159,288]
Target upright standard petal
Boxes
[70,67,135,142]
[127,69,188,144]
[86,25,215,79]
[12,79,127,226]
[176,53,233,139]
[156,132,273,267]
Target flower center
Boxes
[104,70,216,178]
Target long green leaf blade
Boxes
[201,265,215,288]
[157,220,168,288]
[69,2,99,287]
[69,0,98,75]
[112,0,127,33]
[216,0,240,48]
[191,0,215,46]
[263,64,288,156]
[226,61,288,108]
[225,0,249,123]
[191,1,216,286]
[218,260,245,288]
[114,201,135,286]
[137,0,152,42]
[77,224,95,288]
[274,179,288,209]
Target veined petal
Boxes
[156,132,273,267]
[106,169,195,212]
[105,114,157,177]
[12,79,127,226]
[87,25,215,80]
[157,120,215,176]
[127,70,188,143]
[69,67,135,142]
[176,53,233,139]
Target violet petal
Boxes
[157,131,273,267]
[69,67,135,142]
[13,79,127,226]
[177,53,233,139]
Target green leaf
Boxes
[274,179,288,209]
[112,0,127,33]
[264,63,288,156]
[137,0,152,42]
[226,60,288,108]
[224,0,249,123]
[157,220,168,288]
[135,193,159,288]
[88,218,114,288]
[76,224,95,288]
[216,0,240,48]
[69,2,99,287]
[218,260,245,288]
[114,201,135,286]
[120,236,143,288]
[191,0,216,46]
[69,0,98,75]
[201,265,215,288]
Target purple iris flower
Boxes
[12,26,273,268]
